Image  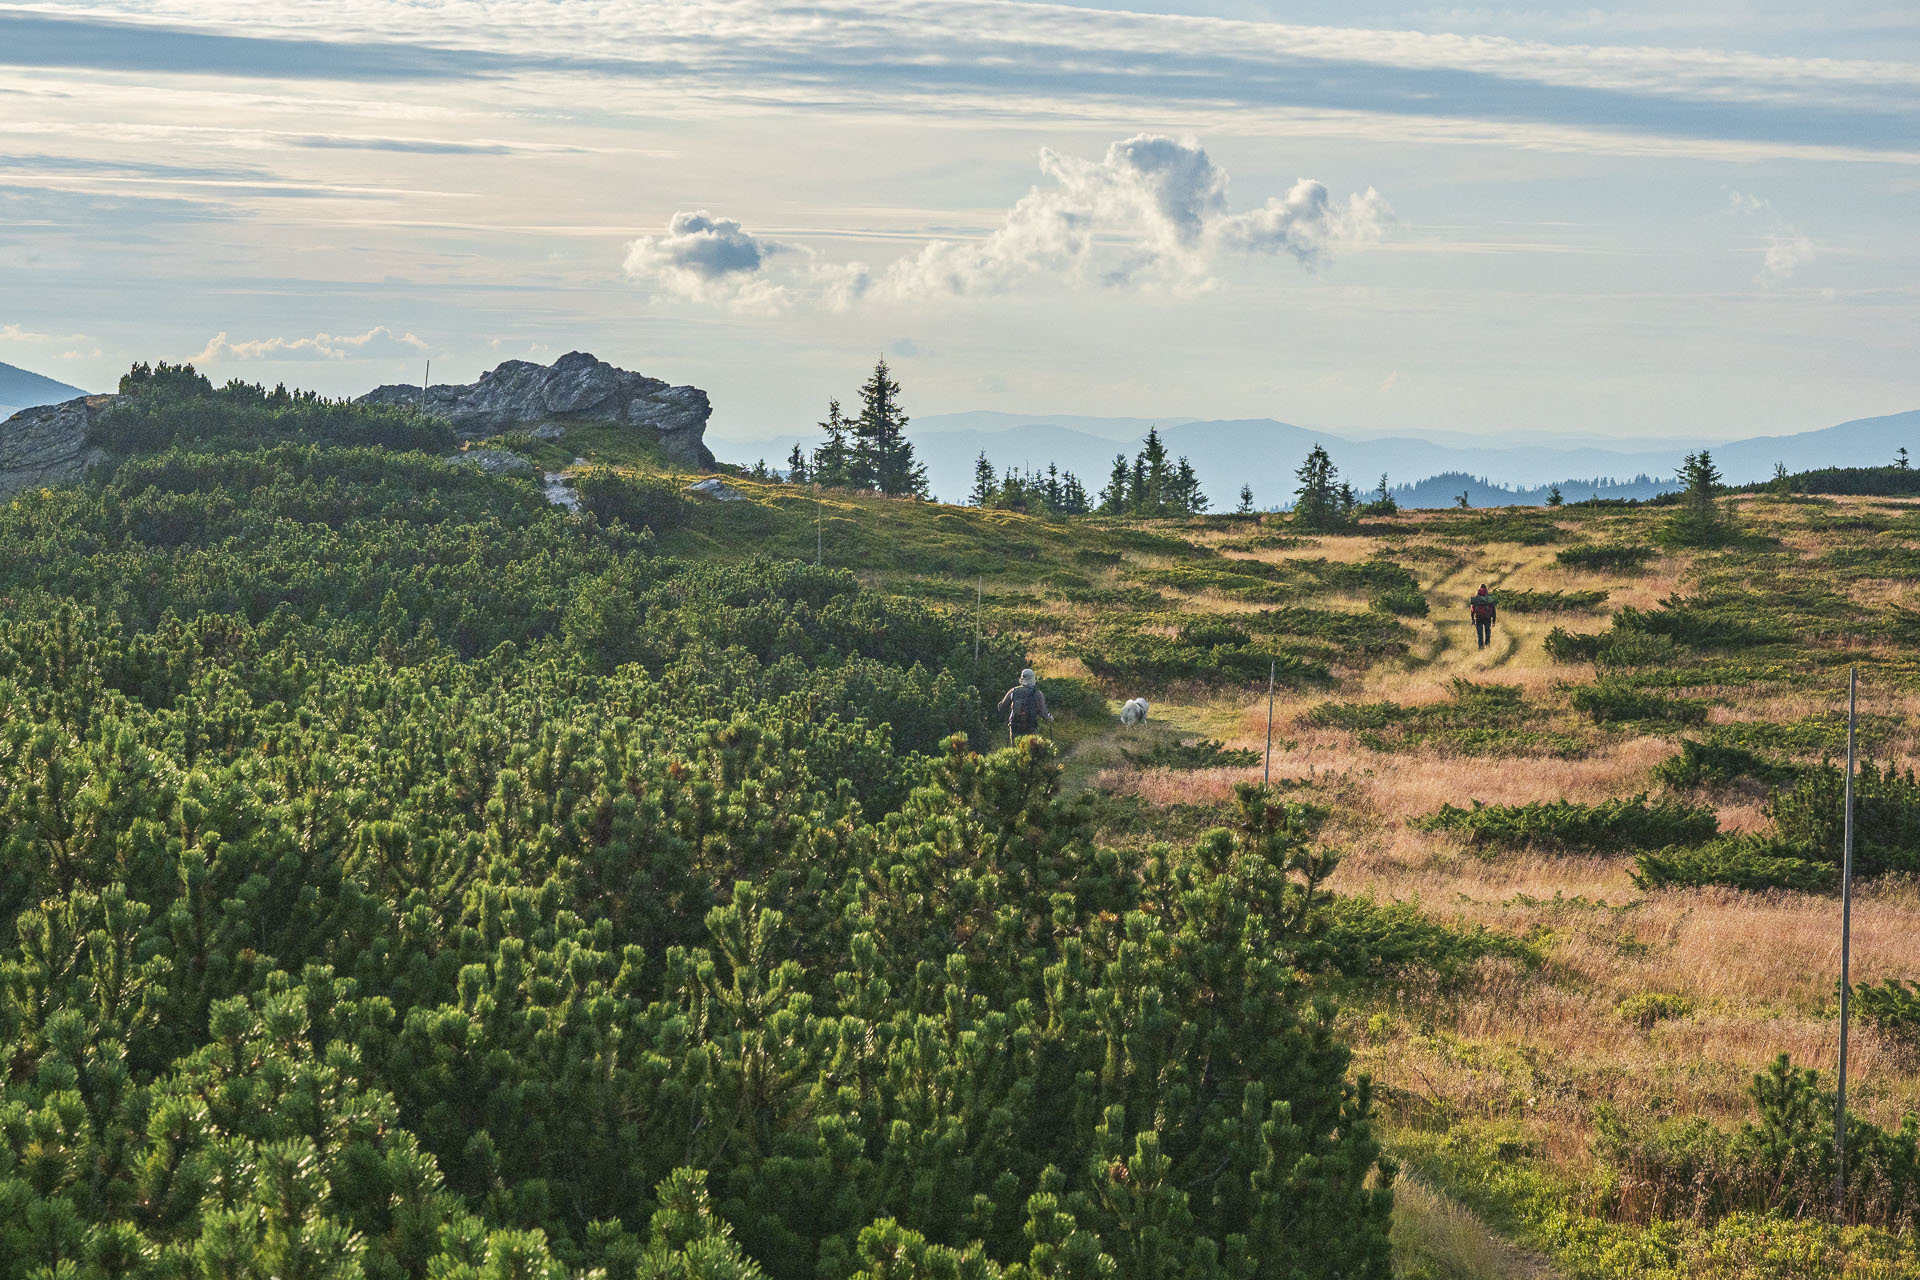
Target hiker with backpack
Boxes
[1469,584,1496,649]
[999,668,1054,741]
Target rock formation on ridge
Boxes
[360,351,716,468]
[0,396,114,499]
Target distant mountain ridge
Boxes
[718,408,1920,508]
[0,361,88,419]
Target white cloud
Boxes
[622,210,790,310]
[192,326,429,362]
[877,134,1389,300]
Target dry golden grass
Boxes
[1049,498,1920,1222]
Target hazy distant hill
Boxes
[0,361,88,419]
[720,408,1920,508]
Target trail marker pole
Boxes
[421,359,429,409]
[973,577,982,671]
[1834,665,1858,1218]
[1263,661,1276,787]
[816,502,823,566]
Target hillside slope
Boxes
[0,358,87,415]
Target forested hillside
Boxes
[0,392,1401,1277]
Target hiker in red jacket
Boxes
[1469,585,1497,649]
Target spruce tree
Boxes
[1292,444,1343,531]
[970,452,997,506]
[1174,457,1206,514]
[1101,454,1131,514]
[1140,427,1171,513]
[1546,483,1563,507]
[1236,484,1255,515]
[1060,471,1091,515]
[853,358,926,497]
[787,444,810,484]
[811,399,854,488]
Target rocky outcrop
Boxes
[0,396,114,500]
[361,351,716,469]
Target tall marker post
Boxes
[1834,665,1858,1217]
[973,577,982,672]
[1263,660,1276,787]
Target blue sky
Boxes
[2,0,1916,446]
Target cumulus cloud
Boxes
[192,326,428,362]
[622,137,1383,312]
[623,210,790,310]
[878,134,1386,300]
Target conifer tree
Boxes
[811,399,854,488]
[1173,457,1207,514]
[787,444,809,484]
[1546,483,1563,507]
[1236,484,1254,515]
[970,452,997,506]
[1140,427,1171,511]
[1100,454,1131,514]
[1292,444,1344,531]
[853,358,926,497]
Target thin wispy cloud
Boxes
[9,2,1920,159]
[193,326,428,362]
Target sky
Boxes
[2,0,1917,449]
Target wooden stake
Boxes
[1834,664,1858,1217]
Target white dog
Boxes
[1119,698,1150,726]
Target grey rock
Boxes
[0,395,114,500]
[445,448,538,478]
[360,351,715,468]
[686,476,750,502]
[542,472,581,512]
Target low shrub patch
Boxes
[1571,680,1708,725]
[1419,794,1719,852]
[1854,979,1920,1047]
[1500,588,1610,613]
[1654,739,1798,790]
[574,466,692,530]
[1616,991,1697,1029]
[1308,894,1539,980]
[1122,737,1262,770]
[1073,627,1329,689]
[1555,543,1655,572]
[1633,836,1835,893]
[1370,585,1430,617]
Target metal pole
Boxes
[973,577,982,670]
[1834,664,1858,1217]
[421,359,429,409]
[1263,661,1276,786]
